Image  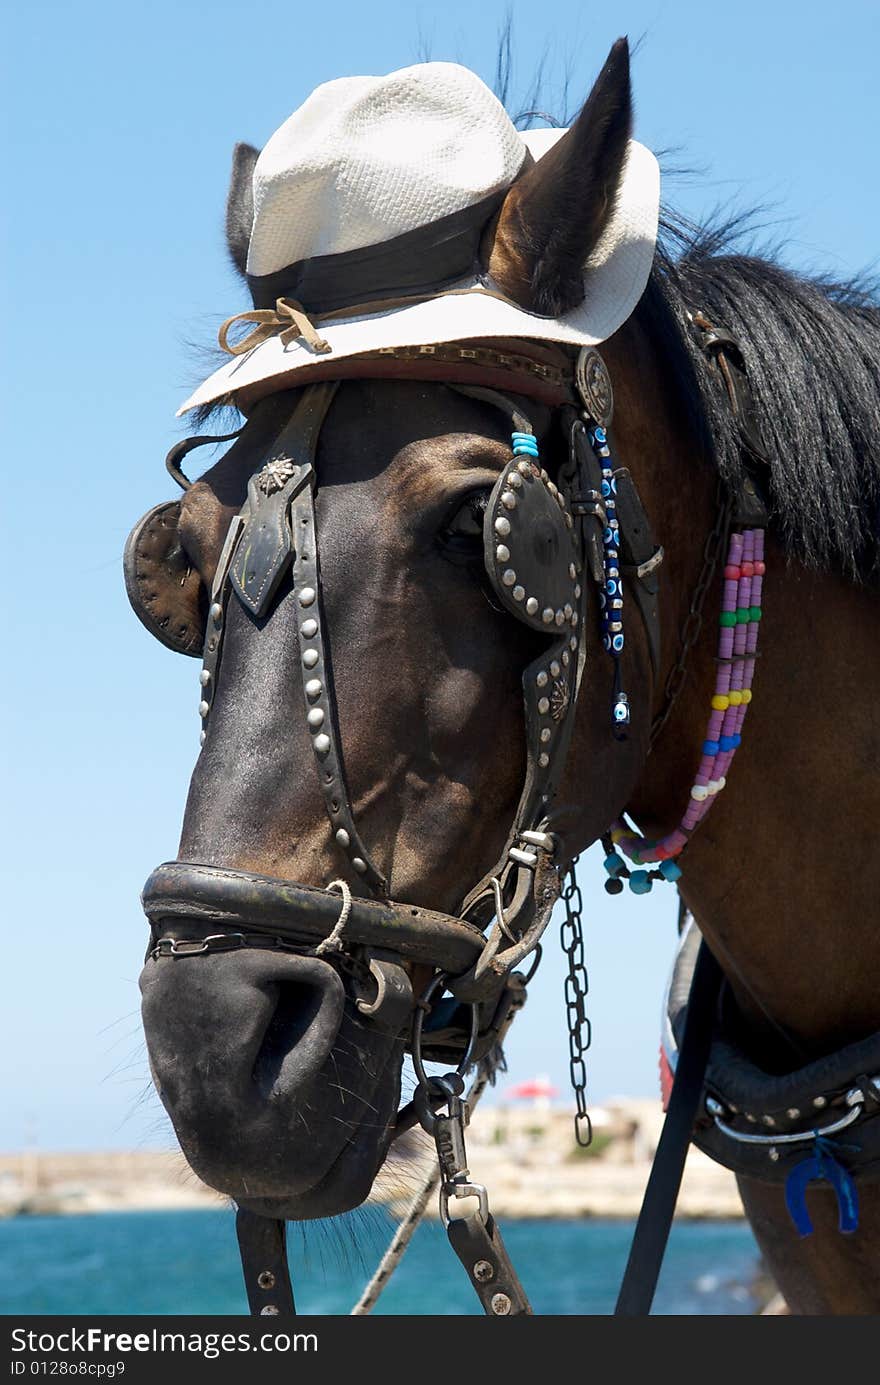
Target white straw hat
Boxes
[179,62,659,415]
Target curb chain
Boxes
[560,858,593,1146]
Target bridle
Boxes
[128,322,776,1317]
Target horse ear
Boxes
[225,142,260,280]
[486,38,633,316]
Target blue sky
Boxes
[2,0,877,1152]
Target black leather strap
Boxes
[143,860,485,973]
[447,1213,532,1315]
[235,1210,296,1316]
[614,939,722,1316]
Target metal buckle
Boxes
[439,1180,490,1227]
[635,545,665,579]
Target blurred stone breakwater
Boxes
[0,1098,742,1220]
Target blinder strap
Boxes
[567,415,607,586]
[229,466,310,617]
[228,383,339,617]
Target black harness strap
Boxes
[235,1209,297,1316]
[447,1212,532,1315]
[614,937,722,1315]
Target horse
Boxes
[126,39,880,1314]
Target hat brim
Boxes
[178,140,659,416]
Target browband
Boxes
[225,341,580,414]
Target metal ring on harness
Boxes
[411,971,479,1090]
[410,971,479,1135]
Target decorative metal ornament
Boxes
[258,458,299,494]
[575,347,614,427]
[549,677,570,722]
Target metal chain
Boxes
[350,1061,495,1315]
[560,859,592,1146]
[648,478,732,752]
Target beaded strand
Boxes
[603,526,765,895]
[591,424,630,731]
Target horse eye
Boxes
[439,490,489,551]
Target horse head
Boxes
[128,40,690,1221]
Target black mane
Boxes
[637,216,880,584]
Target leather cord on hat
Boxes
[219,297,332,356]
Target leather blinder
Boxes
[123,500,207,657]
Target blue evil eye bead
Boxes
[593,426,607,444]
[603,527,614,544]
[612,692,630,724]
[604,852,626,878]
[605,578,618,596]
[659,859,683,882]
[600,479,611,497]
[602,633,612,651]
[612,633,625,653]
[629,870,652,895]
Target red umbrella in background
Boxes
[507,1076,559,1100]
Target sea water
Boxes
[0,1209,761,1316]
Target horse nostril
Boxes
[253,964,346,1098]
[140,949,346,1115]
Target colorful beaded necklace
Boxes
[601,525,765,895]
